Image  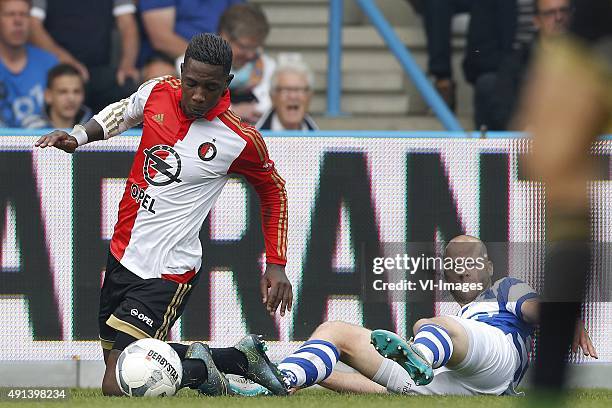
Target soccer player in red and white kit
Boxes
[35,33,291,397]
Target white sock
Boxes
[413,343,435,365]
[371,358,414,395]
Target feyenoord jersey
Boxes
[92,77,287,282]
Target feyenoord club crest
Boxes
[143,145,182,186]
[198,142,217,161]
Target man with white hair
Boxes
[256,58,318,131]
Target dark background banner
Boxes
[0,135,610,362]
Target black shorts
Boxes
[99,252,198,351]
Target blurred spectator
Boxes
[32,63,91,129]
[29,0,139,112]
[139,0,243,80]
[421,0,472,112]
[0,0,57,128]
[219,3,275,124]
[256,58,318,131]
[420,0,517,125]
[466,0,518,129]
[486,0,572,130]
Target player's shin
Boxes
[209,347,249,376]
[168,342,249,386]
[167,343,211,390]
[371,358,413,394]
[278,339,340,388]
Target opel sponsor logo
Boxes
[130,308,154,327]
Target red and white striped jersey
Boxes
[92,77,288,282]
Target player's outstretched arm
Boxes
[521,298,598,358]
[35,78,162,152]
[34,120,104,153]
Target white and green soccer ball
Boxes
[115,338,182,397]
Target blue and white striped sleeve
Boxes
[504,279,538,320]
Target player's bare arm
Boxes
[35,74,159,153]
[34,119,105,153]
[521,298,597,358]
[260,263,292,317]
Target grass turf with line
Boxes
[10,388,612,408]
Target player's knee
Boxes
[414,317,461,339]
[413,318,433,334]
[314,320,345,336]
[312,321,356,351]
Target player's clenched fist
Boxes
[34,130,78,153]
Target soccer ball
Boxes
[115,338,182,397]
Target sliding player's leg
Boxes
[371,316,469,386]
[278,320,475,396]
[320,370,386,394]
[278,321,391,390]
[373,316,520,395]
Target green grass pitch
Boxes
[8,388,612,408]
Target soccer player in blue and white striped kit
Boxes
[277,235,597,395]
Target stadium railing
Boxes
[326,0,463,132]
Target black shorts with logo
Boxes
[99,252,198,350]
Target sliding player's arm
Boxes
[519,298,539,325]
[35,78,162,152]
[513,287,597,358]
[228,130,291,317]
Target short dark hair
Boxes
[218,4,270,42]
[47,63,83,89]
[184,33,233,76]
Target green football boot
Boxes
[184,342,234,396]
[233,334,289,396]
[227,375,272,396]
[370,329,434,386]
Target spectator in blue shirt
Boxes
[0,0,57,128]
[139,0,243,79]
